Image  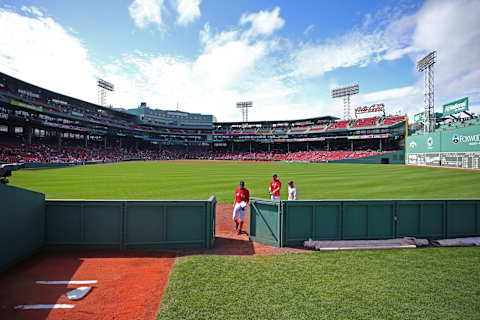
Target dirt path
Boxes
[206,204,309,255]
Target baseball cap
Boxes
[239,181,245,186]
[272,174,277,177]
[288,180,294,185]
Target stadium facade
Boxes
[0,72,408,164]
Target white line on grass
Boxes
[36,280,98,285]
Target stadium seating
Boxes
[308,125,327,132]
[0,140,394,164]
[350,117,380,128]
[326,120,351,130]
[380,116,406,126]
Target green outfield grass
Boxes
[158,248,480,320]
[9,161,480,202]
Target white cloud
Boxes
[102,14,289,121]
[362,0,480,117]
[128,0,165,29]
[0,5,292,121]
[176,0,201,25]
[303,24,314,36]
[293,31,387,78]
[240,7,285,38]
[1,1,479,123]
[412,0,480,99]
[21,5,43,17]
[0,7,98,103]
[292,6,422,79]
[361,86,417,102]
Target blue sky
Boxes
[0,0,478,121]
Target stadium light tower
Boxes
[332,83,359,120]
[417,51,436,133]
[97,78,114,107]
[236,101,253,122]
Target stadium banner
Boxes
[414,112,424,124]
[440,125,480,152]
[348,134,389,140]
[406,131,441,153]
[354,103,384,116]
[10,100,42,112]
[443,97,468,117]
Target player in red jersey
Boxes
[269,174,281,200]
[233,181,250,235]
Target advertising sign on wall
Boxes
[354,103,384,116]
[414,112,424,124]
[443,97,468,117]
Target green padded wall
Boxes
[250,198,480,247]
[249,198,282,247]
[45,197,216,249]
[0,184,45,272]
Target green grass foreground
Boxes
[158,248,480,320]
[9,161,480,203]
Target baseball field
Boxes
[6,161,480,319]
[9,160,480,201]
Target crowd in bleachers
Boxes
[214,116,407,136]
[0,140,393,164]
[206,150,391,162]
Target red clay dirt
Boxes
[0,250,176,320]
[0,204,307,320]
[201,204,309,256]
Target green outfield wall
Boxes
[20,159,141,169]
[0,184,45,272]
[331,150,405,164]
[45,197,216,249]
[249,198,480,247]
[406,125,480,169]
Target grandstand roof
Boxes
[0,72,136,119]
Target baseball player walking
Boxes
[269,174,282,200]
[288,180,298,200]
[233,181,250,235]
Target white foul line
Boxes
[36,280,98,285]
[15,304,75,310]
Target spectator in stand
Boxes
[269,174,282,200]
[287,181,298,200]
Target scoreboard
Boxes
[407,152,480,169]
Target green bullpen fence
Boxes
[249,198,480,247]
[45,197,216,249]
[0,184,45,272]
[1,184,215,272]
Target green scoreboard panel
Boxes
[406,124,480,169]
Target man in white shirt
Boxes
[288,181,298,200]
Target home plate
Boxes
[66,286,92,300]
[15,304,75,310]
